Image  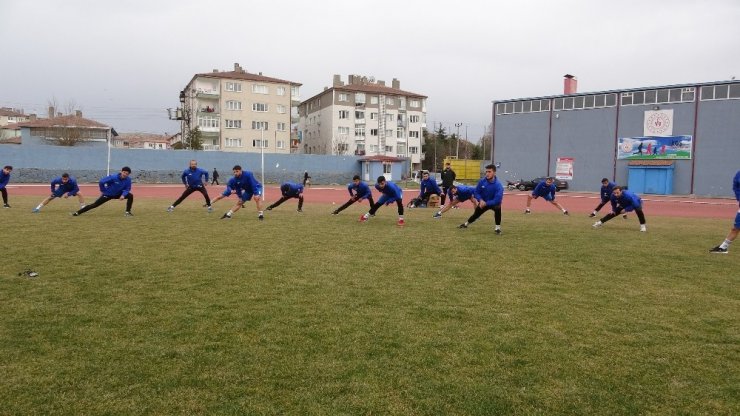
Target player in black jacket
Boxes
[440,162,456,207]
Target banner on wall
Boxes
[617,136,692,160]
[644,109,674,136]
[555,157,574,180]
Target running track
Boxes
[7,184,736,219]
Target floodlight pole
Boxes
[261,127,265,200]
[106,128,111,175]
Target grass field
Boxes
[1,195,738,415]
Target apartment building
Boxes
[180,63,301,153]
[298,74,427,171]
[0,107,31,127]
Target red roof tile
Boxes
[15,115,109,129]
[194,70,301,86]
[0,108,27,117]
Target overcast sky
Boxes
[2,0,738,140]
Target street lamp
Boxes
[455,122,462,158]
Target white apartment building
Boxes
[180,63,301,153]
[298,74,427,170]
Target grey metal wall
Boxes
[694,99,740,196]
[493,98,739,197]
[549,107,618,192]
[493,111,550,184]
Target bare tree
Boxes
[42,98,96,146]
[332,134,349,155]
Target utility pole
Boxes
[455,122,462,158]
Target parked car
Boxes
[510,177,569,191]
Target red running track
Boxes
[6,184,737,219]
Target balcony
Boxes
[202,144,221,151]
[200,127,220,134]
[354,150,366,156]
[198,106,219,114]
[354,136,365,142]
[354,119,366,125]
[195,88,219,98]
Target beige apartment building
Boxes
[297,74,427,170]
[179,63,301,153]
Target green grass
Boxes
[1,196,738,415]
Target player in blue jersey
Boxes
[332,175,375,215]
[409,171,441,208]
[433,184,477,219]
[0,165,13,208]
[33,173,86,212]
[590,178,628,219]
[266,182,304,212]
[592,186,647,232]
[73,167,134,217]
[525,177,569,215]
[458,164,504,234]
[709,170,740,253]
[359,176,405,226]
[167,160,212,212]
[211,165,264,220]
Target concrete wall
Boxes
[1,134,363,185]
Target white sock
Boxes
[169,205,174,209]
[596,221,602,225]
[562,208,567,212]
[35,204,42,210]
[399,216,404,220]
[227,210,233,216]
[258,211,264,215]
[363,213,369,219]
[720,239,732,249]
[495,225,501,230]
[591,211,596,215]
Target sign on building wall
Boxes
[617,136,692,160]
[644,109,673,136]
[555,157,574,180]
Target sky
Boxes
[1,0,739,140]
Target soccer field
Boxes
[1,196,738,415]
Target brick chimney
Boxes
[48,106,55,118]
[29,114,37,120]
[392,78,400,89]
[75,110,82,118]
[564,74,577,94]
[348,75,356,85]
[333,74,342,87]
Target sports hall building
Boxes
[491,76,740,197]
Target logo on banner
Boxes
[644,110,673,136]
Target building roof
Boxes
[1,123,21,130]
[118,132,172,144]
[192,70,302,87]
[358,155,407,162]
[15,115,109,129]
[0,108,27,117]
[492,79,740,104]
[0,136,22,144]
[301,84,427,106]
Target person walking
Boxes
[0,165,13,208]
[33,173,86,212]
[458,164,504,234]
[333,175,375,215]
[72,167,134,217]
[303,171,311,187]
[211,168,220,185]
[592,186,647,232]
[709,170,740,253]
[167,160,212,213]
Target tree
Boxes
[44,98,91,146]
[332,134,349,155]
[185,126,204,150]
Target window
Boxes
[605,94,617,106]
[338,93,349,102]
[277,122,287,131]
[683,87,696,101]
[657,89,669,103]
[385,129,393,138]
[514,102,523,113]
[370,96,378,105]
[396,128,403,138]
[225,119,242,129]
[276,86,286,96]
[252,139,268,148]
[197,116,219,128]
[386,97,394,106]
[532,100,541,112]
[387,114,394,122]
[409,146,418,154]
[339,110,350,119]
[369,144,379,152]
[644,90,657,104]
[337,143,349,153]
[355,93,366,104]
[409,115,420,123]
[730,84,740,99]
[409,130,420,138]
[385,145,393,153]
[253,103,269,112]
[383,163,392,174]
[226,82,242,92]
[397,144,406,154]
[252,84,268,94]
[370,112,377,120]
[251,121,268,130]
[541,100,551,111]
[338,126,350,135]
[276,104,286,114]
[226,100,242,110]
[370,129,378,136]
[399,97,406,109]
[355,110,365,119]
[277,140,285,149]
[225,138,242,147]
[523,101,532,112]
[291,86,300,97]
[355,125,365,137]
[409,99,420,108]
